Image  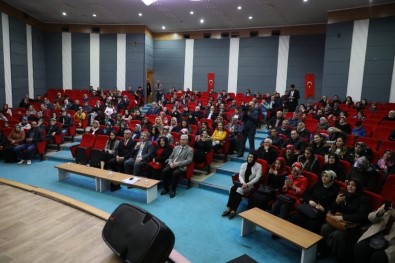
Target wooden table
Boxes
[55,163,160,204]
[239,208,322,263]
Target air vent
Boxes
[183,34,190,39]
[92,27,100,33]
[231,32,239,38]
[250,31,258,37]
[62,27,70,32]
[271,30,281,36]
[203,33,211,38]
[221,32,229,38]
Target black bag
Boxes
[296,203,321,219]
[102,203,175,263]
[277,194,296,205]
[370,232,389,250]
[258,185,274,195]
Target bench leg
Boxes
[98,178,109,192]
[58,170,70,181]
[146,185,158,204]
[240,218,256,236]
[301,244,317,263]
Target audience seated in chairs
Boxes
[271,162,308,221]
[15,121,44,165]
[89,132,119,169]
[193,130,212,164]
[248,157,288,210]
[290,170,339,234]
[225,116,242,154]
[211,122,227,151]
[347,156,381,193]
[376,150,395,176]
[222,152,262,219]
[45,118,61,146]
[281,144,299,167]
[160,134,194,198]
[107,129,135,174]
[124,131,155,176]
[147,136,173,180]
[87,120,103,135]
[297,146,321,175]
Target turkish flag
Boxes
[207,73,215,92]
[305,74,315,99]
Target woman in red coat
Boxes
[146,136,172,180]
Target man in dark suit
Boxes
[108,129,135,173]
[288,84,300,112]
[161,134,194,198]
[124,131,154,175]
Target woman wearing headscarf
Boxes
[147,136,173,180]
[102,121,113,135]
[222,152,262,219]
[320,178,371,262]
[290,170,340,233]
[248,157,288,210]
[321,153,343,179]
[131,124,141,140]
[271,162,308,220]
[347,156,380,193]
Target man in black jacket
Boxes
[15,121,43,165]
[108,129,135,173]
[238,101,259,157]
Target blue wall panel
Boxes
[32,27,46,97]
[100,34,117,89]
[193,39,229,92]
[0,16,4,106]
[72,33,90,90]
[287,34,326,103]
[238,37,279,94]
[44,32,62,90]
[154,39,185,91]
[362,16,395,102]
[9,17,27,106]
[126,34,145,88]
[321,22,354,99]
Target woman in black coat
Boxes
[193,130,212,163]
[320,178,371,262]
[146,136,172,180]
[290,170,339,233]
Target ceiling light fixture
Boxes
[200,19,204,24]
[92,14,96,17]
[237,6,242,10]
[249,16,253,20]
[138,13,142,17]
[141,0,157,5]
[162,26,166,30]
[190,11,194,15]
[62,12,67,16]
[303,0,308,2]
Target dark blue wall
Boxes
[0,17,4,106]
[100,34,117,89]
[321,22,354,99]
[193,39,229,92]
[126,34,145,88]
[154,40,185,91]
[362,16,395,102]
[287,34,326,103]
[44,32,62,90]
[9,17,28,106]
[145,34,153,80]
[32,27,46,97]
[238,37,279,94]
[72,33,90,90]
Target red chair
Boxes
[315,154,325,170]
[339,159,352,177]
[35,129,47,160]
[345,134,355,148]
[91,135,109,151]
[180,161,194,189]
[357,136,380,151]
[378,140,395,156]
[171,132,180,145]
[194,149,214,174]
[372,127,393,142]
[363,190,385,210]
[70,133,96,164]
[302,171,318,188]
[381,174,395,203]
[214,131,230,162]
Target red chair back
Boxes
[381,174,395,203]
[93,135,109,150]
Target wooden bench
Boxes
[239,208,322,263]
[55,163,160,204]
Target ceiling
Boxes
[3,0,395,32]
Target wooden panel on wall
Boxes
[0,1,43,29]
[328,3,395,24]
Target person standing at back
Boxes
[288,84,300,112]
[155,80,163,102]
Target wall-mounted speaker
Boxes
[221,32,229,38]
[271,30,281,36]
[203,33,211,38]
[92,27,100,33]
[62,27,70,32]
[183,34,190,39]
[250,31,258,37]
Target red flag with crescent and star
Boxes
[305,73,315,99]
[207,72,215,92]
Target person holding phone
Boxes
[222,152,262,219]
[354,201,395,263]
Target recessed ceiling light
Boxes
[190,11,194,15]
[237,6,242,10]
[141,0,157,5]
[138,13,142,17]
[162,26,166,30]
[92,14,96,17]
[62,12,67,16]
[248,16,253,20]
[200,19,204,24]
[303,0,308,2]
